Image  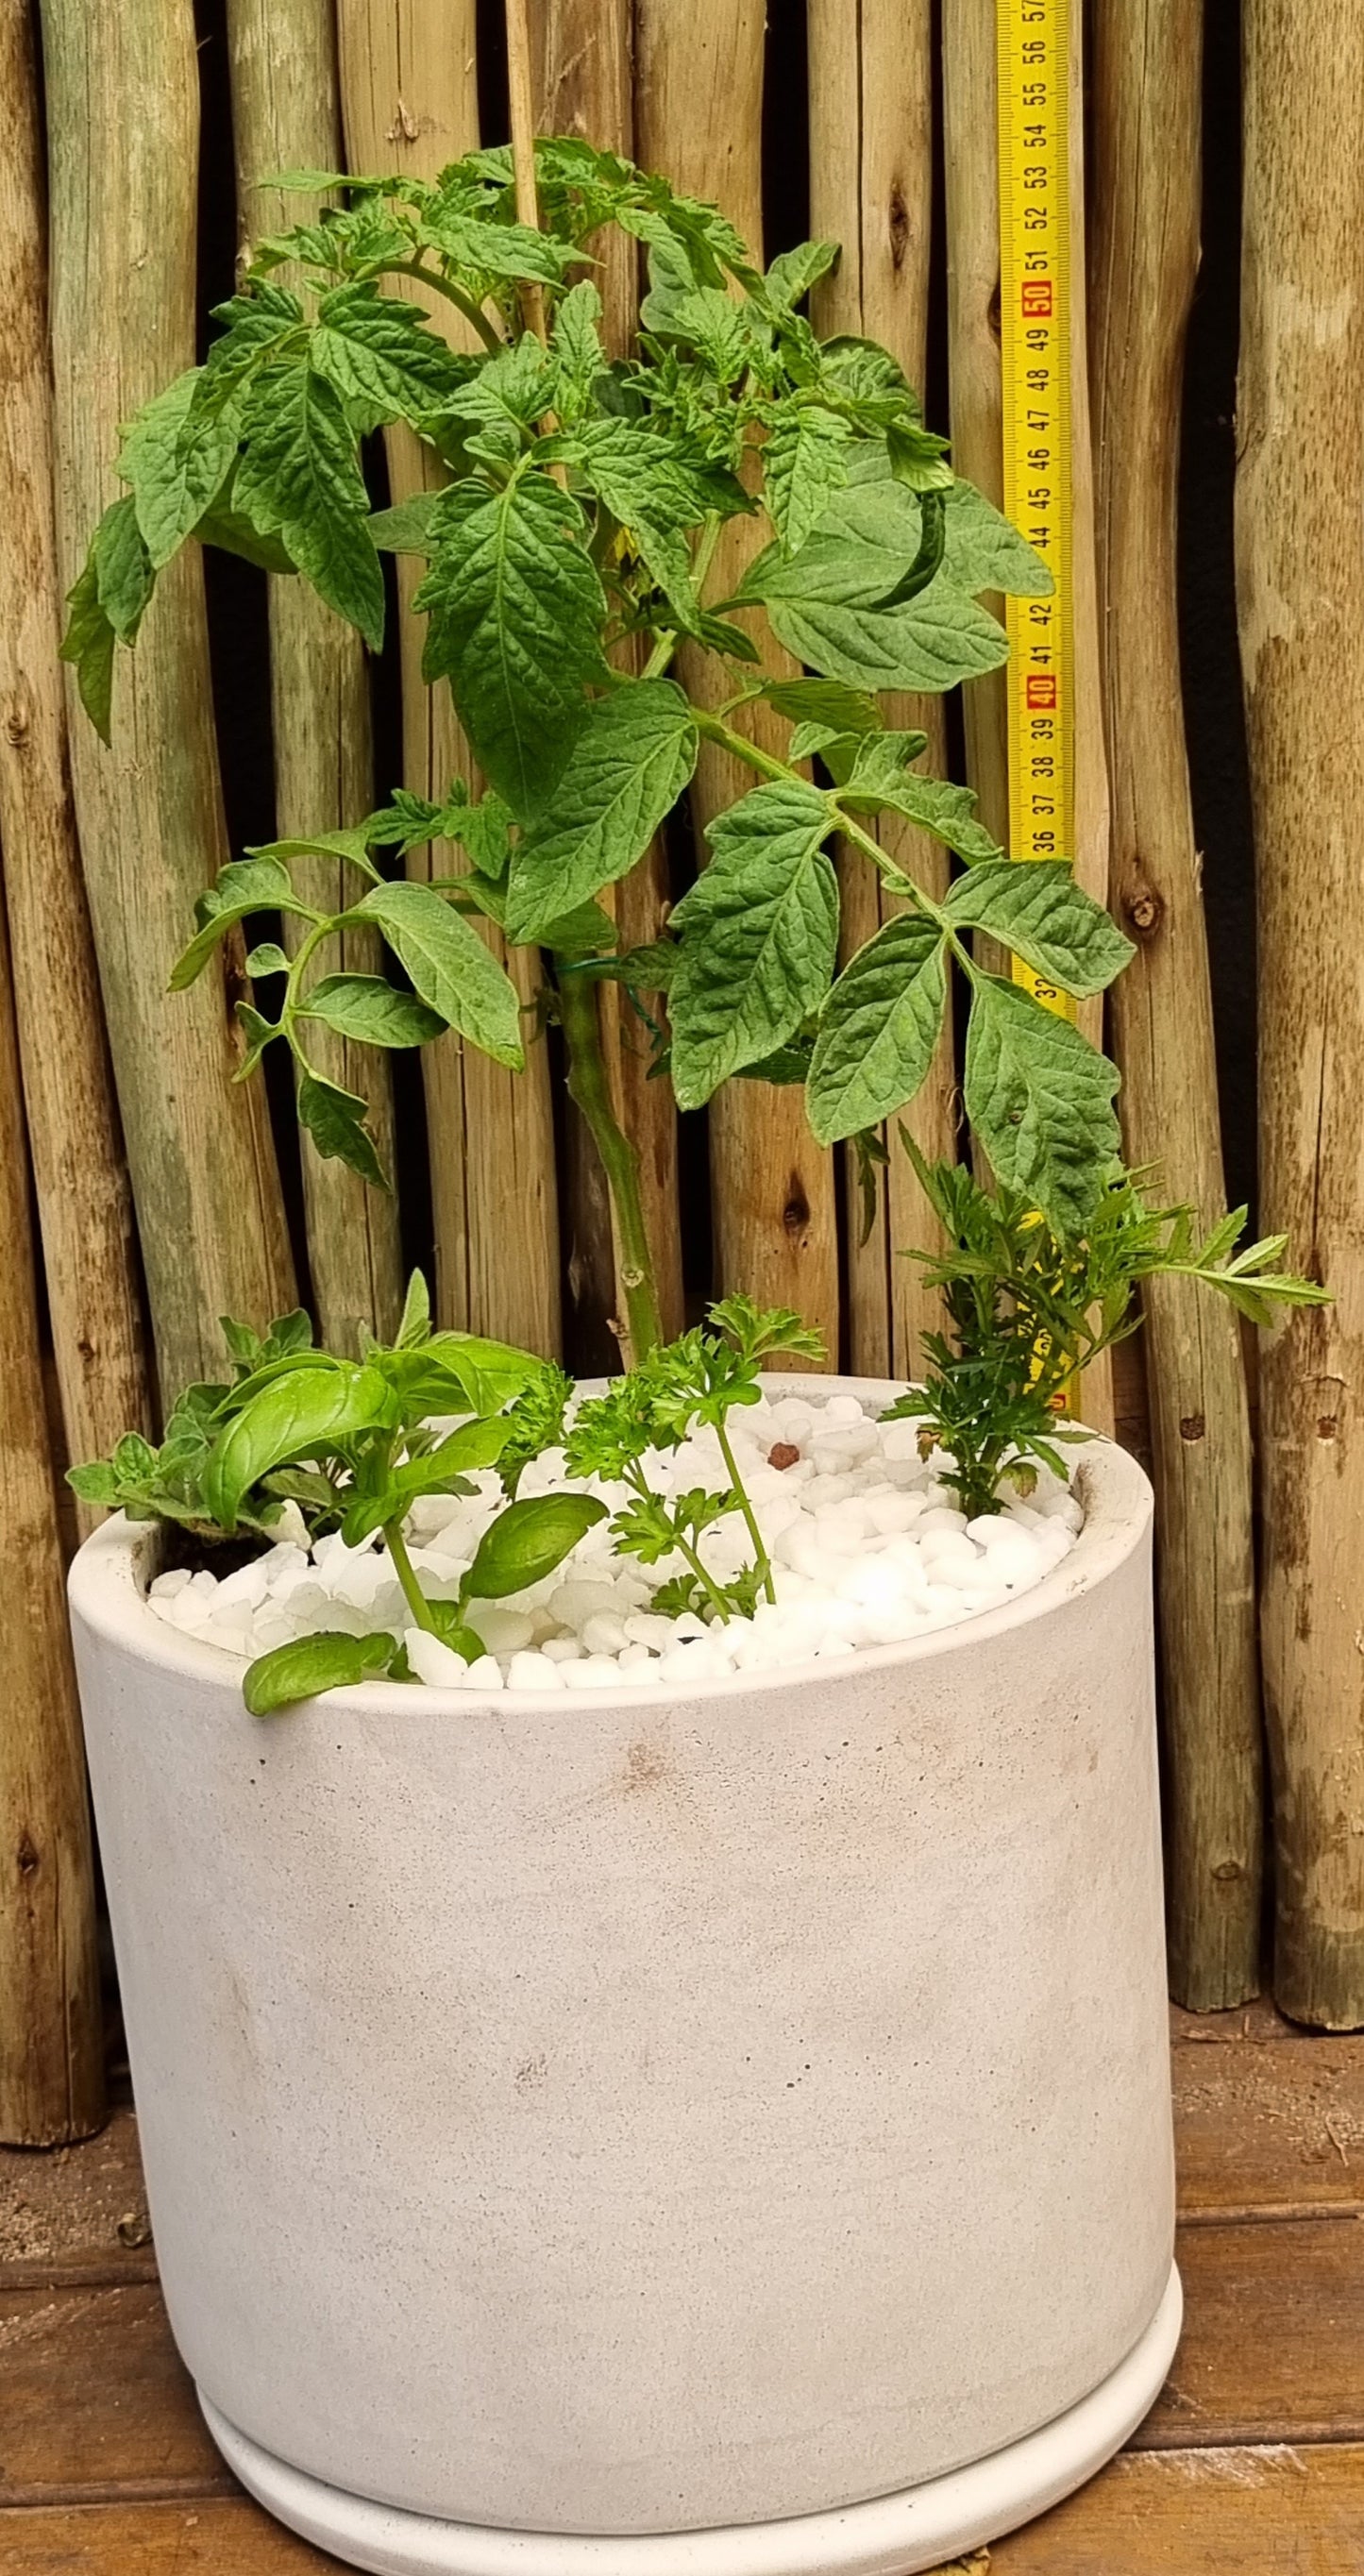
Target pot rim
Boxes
[68,1374,1153,1719]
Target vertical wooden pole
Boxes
[634,0,839,1357]
[40,0,296,1400]
[1092,0,1262,2008]
[1239,0,1364,2028]
[337,0,562,1355]
[808,0,952,1383]
[529,0,684,1353]
[0,0,148,1510]
[0,896,104,2145]
[226,0,404,1353]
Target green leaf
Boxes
[807,916,949,1143]
[396,1270,431,1346]
[205,1362,396,1530]
[67,1460,121,1507]
[944,863,1134,998]
[759,677,883,735]
[93,497,154,642]
[668,782,840,1107]
[299,973,446,1048]
[311,282,470,426]
[357,880,524,1067]
[504,682,698,942]
[964,975,1121,1232]
[235,1002,278,1077]
[419,208,573,285]
[245,941,291,978]
[550,280,604,416]
[464,1492,608,1601]
[341,1418,513,1544]
[762,239,840,310]
[192,500,297,574]
[170,856,310,990]
[234,363,385,648]
[765,404,851,555]
[297,1073,390,1189]
[842,760,1002,863]
[886,418,954,492]
[59,557,116,742]
[941,480,1052,598]
[244,1628,396,1716]
[415,470,607,817]
[120,370,244,567]
[367,493,441,555]
[766,572,1009,696]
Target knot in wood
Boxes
[1124,884,1165,938]
[1179,1414,1206,1442]
[1318,1416,1339,1440]
[888,182,909,270]
[783,1175,811,1238]
[16,1832,39,1877]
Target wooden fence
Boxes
[2,0,1360,2142]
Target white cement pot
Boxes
[68,1386,1179,2576]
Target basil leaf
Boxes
[465,1493,608,1600]
[244,1629,396,1716]
[964,975,1121,1232]
[357,881,524,1067]
[205,1363,396,1530]
[668,782,839,1107]
[944,862,1134,997]
[806,916,949,1143]
[504,682,697,942]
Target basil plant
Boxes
[66,135,1135,1358]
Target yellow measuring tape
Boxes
[997,0,1074,1025]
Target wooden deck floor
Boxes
[3,2004,1362,2573]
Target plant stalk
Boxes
[715,1418,776,1604]
[555,961,664,1362]
[385,1516,438,1635]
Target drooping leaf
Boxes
[504,681,698,942]
[885,418,954,492]
[764,403,851,555]
[941,479,1053,598]
[234,362,385,648]
[205,1361,396,1529]
[358,879,525,1066]
[192,497,297,574]
[297,1073,391,1189]
[840,755,1002,863]
[964,974,1121,1232]
[668,781,840,1107]
[415,469,607,817]
[93,497,154,641]
[367,492,441,555]
[244,1628,396,1716]
[944,863,1134,998]
[464,1492,608,1601]
[298,974,447,1048]
[119,371,244,568]
[170,856,312,990]
[59,556,117,742]
[806,915,949,1143]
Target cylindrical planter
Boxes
[68,1387,1179,2576]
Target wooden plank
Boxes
[633,0,839,1355]
[1174,2030,1364,2221]
[0,2109,154,2286]
[1238,0,1364,2030]
[991,2442,1364,2572]
[0,2282,225,2504]
[0,2498,377,2568]
[225,0,404,1353]
[1139,2218,1364,2450]
[1090,0,1262,2012]
[0,0,148,1515]
[529,0,684,1358]
[0,893,103,2147]
[807,0,953,1384]
[336,0,562,1355]
[39,0,296,1400]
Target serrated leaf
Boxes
[843,763,1002,863]
[944,862,1134,997]
[205,1361,395,1529]
[192,498,297,574]
[311,282,470,428]
[415,469,607,817]
[419,208,573,285]
[59,556,116,741]
[120,370,244,567]
[806,916,949,1143]
[244,1628,396,1716]
[297,1073,391,1188]
[550,280,604,417]
[368,494,441,556]
[170,856,310,990]
[358,879,524,1067]
[93,497,154,642]
[465,1492,608,1601]
[668,781,839,1107]
[299,973,446,1048]
[942,479,1052,598]
[762,239,840,310]
[234,362,384,648]
[504,682,697,941]
[765,404,851,554]
[964,974,1121,1232]
[767,574,1010,696]
[759,677,883,734]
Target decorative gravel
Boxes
[145,1386,1083,1692]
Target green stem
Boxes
[626,1467,732,1625]
[640,514,727,682]
[378,260,504,352]
[715,1417,775,1606]
[385,1516,438,1635]
[555,959,663,1364]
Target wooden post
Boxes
[1239,0,1364,2027]
[0,897,104,2145]
[808,0,952,1383]
[40,0,296,1400]
[1091,0,1263,2008]
[634,0,839,1357]
[337,0,562,1355]
[529,0,685,1355]
[0,0,148,1511]
[225,0,404,1354]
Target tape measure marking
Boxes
[997,0,1074,1024]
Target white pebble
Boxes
[539,1634,583,1662]
[404,1627,467,1688]
[581,1610,631,1658]
[506,1651,565,1692]
[465,1607,535,1655]
[562,1655,634,1690]
[149,1567,191,1600]
[461,1655,504,1692]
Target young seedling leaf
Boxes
[504,681,698,941]
[357,880,524,1066]
[806,917,949,1143]
[244,1628,396,1716]
[464,1492,608,1600]
[668,782,839,1106]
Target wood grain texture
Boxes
[1238,0,1364,2029]
[39,0,296,1400]
[1090,0,1262,2012]
[1139,2218,1364,2450]
[634,0,839,1356]
[0,2108,153,2285]
[1173,2024,1364,2219]
[226,0,404,1353]
[808,0,953,1383]
[0,902,103,2147]
[337,0,562,1355]
[0,2283,224,2505]
[990,2443,1364,2572]
[530,0,684,1357]
[0,0,148,1518]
